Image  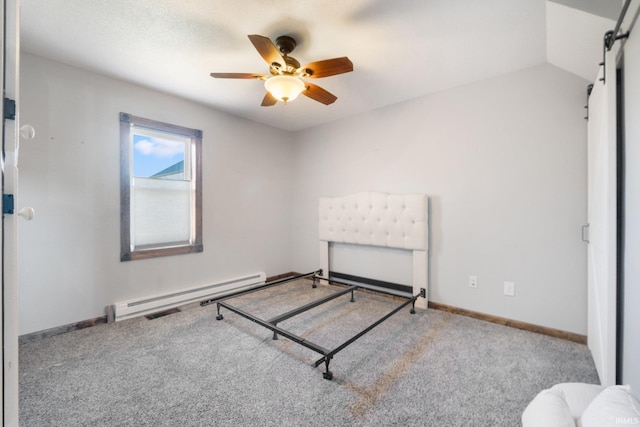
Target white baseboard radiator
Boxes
[112,272,266,322]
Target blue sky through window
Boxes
[132,133,186,178]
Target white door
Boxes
[621,3,640,392]
[586,47,618,387]
[2,0,20,424]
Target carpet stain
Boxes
[346,315,450,417]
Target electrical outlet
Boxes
[504,281,515,296]
[469,275,478,288]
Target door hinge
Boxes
[3,194,15,214]
[4,98,16,120]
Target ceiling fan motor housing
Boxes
[275,35,297,55]
[274,36,300,72]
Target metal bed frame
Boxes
[211,269,424,380]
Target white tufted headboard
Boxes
[318,192,429,308]
[319,192,428,251]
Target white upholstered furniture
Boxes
[522,383,640,427]
[318,191,429,308]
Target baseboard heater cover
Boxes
[112,272,266,322]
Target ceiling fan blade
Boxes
[248,34,286,68]
[210,72,268,80]
[301,57,353,78]
[261,92,278,107]
[302,82,338,105]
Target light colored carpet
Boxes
[19,279,599,426]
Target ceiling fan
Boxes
[210,34,353,106]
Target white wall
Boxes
[291,63,589,335]
[622,12,640,391]
[18,53,294,335]
[18,54,592,337]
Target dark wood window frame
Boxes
[120,112,203,261]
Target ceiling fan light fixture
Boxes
[264,75,305,103]
[211,34,352,107]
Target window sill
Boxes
[121,244,203,261]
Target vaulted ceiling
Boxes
[20,0,621,131]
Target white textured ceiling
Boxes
[20,0,617,131]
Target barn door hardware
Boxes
[4,98,16,120]
[599,30,629,85]
[582,224,590,244]
[599,0,632,85]
[3,194,15,215]
[584,84,593,120]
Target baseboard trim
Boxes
[19,316,108,344]
[428,301,587,345]
[266,271,302,282]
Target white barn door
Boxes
[586,45,618,387]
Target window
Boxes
[120,113,202,261]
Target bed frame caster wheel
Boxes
[410,308,416,314]
[216,314,224,320]
[323,371,333,380]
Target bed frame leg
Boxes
[322,358,333,380]
[216,303,224,320]
[350,289,355,303]
[312,275,318,288]
[410,299,417,315]
[272,331,278,340]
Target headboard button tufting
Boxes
[319,192,428,252]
